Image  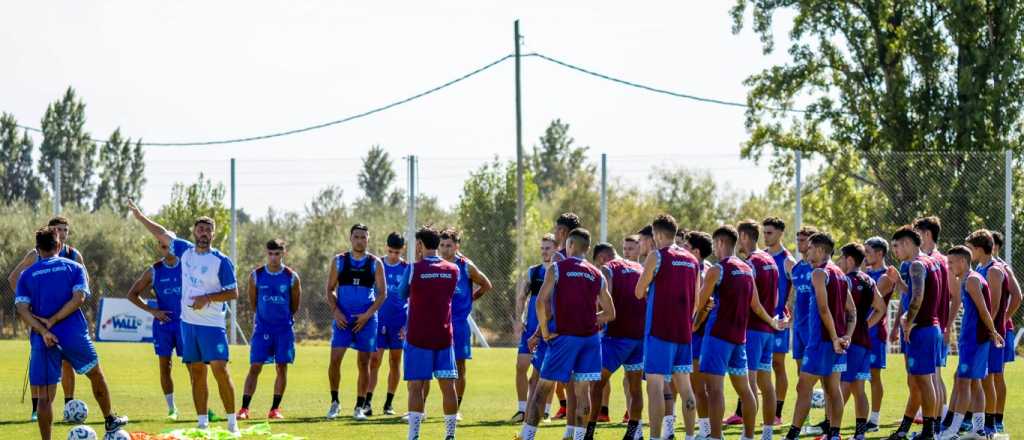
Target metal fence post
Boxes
[406,155,417,263]
[794,150,802,257]
[229,158,238,345]
[1006,149,1014,266]
[53,158,61,215]
[600,153,608,243]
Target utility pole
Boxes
[514,20,525,269]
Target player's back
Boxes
[747,250,779,333]
[645,246,699,344]
[959,271,992,346]
[928,251,951,331]
[847,270,875,348]
[769,248,794,318]
[709,256,755,344]
[549,257,603,337]
[604,258,645,340]
[909,255,942,327]
[791,260,814,334]
[977,260,1011,334]
[16,256,90,338]
[406,256,460,349]
[808,262,850,343]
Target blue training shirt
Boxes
[15,256,91,344]
[525,264,546,335]
[335,253,378,315]
[791,259,814,335]
[253,265,297,328]
[770,248,795,318]
[451,255,474,321]
[152,260,183,323]
[378,260,410,327]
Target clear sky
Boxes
[1,1,797,214]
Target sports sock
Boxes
[855,418,868,436]
[241,394,252,410]
[355,396,365,410]
[457,394,463,408]
[828,426,840,440]
[775,400,784,419]
[32,397,38,413]
[444,414,457,438]
[785,425,801,440]
[165,393,175,411]
[560,399,568,408]
[64,397,72,405]
[973,413,985,432]
[948,413,965,434]
[985,413,995,431]
[922,417,935,437]
[663,414,676,438]
[545,403,551,414]
[197,414,209,428]
[941,410,954,428]
[897,416,913,435]
[385,392,395,408]
[735,399,743,417]
[761,424,774,440]
[699,418,711,436]
[365,392,373,407]
[330,390,339,403]
[868,411,880,425]
[271,394,283,410]
[518,401,527,412]
[407,412,423,440]
[520,424,538,440]
[574,425,587,440]
[995,413,1004,425]
[585,421,596,439]
[565,425,575,438]
[625,420,640,439]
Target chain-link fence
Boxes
[1,150,1019,350]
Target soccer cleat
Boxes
[363,404,374,417]
[994,422,1004,433]
[866,422,880,433]
[511,411,525,423]
[166,408,179,421]
[958,421,973,434]
[456,412,463,421]
[104,413,129,433]
[598,413,611,423]
[553,406,568,420]
[959,430,988,440]
[884,432,908,440]
[724,414,744,425]
[267,408,284,420]
[208,409,222,422]
[445,437,455,440]
[915,416,924,425]
[354,407,368,421]
[401,412,411,422]
[543,412,551,422]
[227,422,240,434]
[31,411,38,422]
[383,404,396,416]
[937,430,960,440]
[802,425,825,436]
[236,408,250,420]
[326,401,340,419]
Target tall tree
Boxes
[154,173,231,250]
[0,113,44,205]
[730,1,1022,246]
[528,119,596,200]
[39,87,98,207]
[94,128,146,212]
[357,145,397,205]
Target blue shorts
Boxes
[602,336,644,373]
[1004,329,1015,363]
[939,341,949,367]
[773,328,790,354]
[403,342,458,381]
[905,325,941,376]
[869,327,887,369]
[643,335,692,375]
[181,322,229,363]
[532,340,548,370]
[377,321,405,351]
[453,319,472,361]
[841,344,871,382]
[691,332,704,361]
[957,341,990,380]
[153,321,184,358]
[518,327,537,355]
[540,333,602,383]
[802,340,846,377]
[29,332,98,386]
[988,338,1006,374]
[331,315,377,353]
[792,328,809,360]
[250,324,295,364]
[746,330,774,371]
[699,334,747,376]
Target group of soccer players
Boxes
[512,214,1020,440]
[10,206,1020,440]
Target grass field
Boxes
[1,340,1022,439]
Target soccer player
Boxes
[130,201,240,432]
[862,236,895,432]
[912,217,953,427]
[782,232,855,440]
[396,226,462,440]
[367,232,410,416]
[693,225,782,440]
[636,215,701,440]
[513,234,557,422]
[126,240,184,420]
[761,217,795,425]
[8,216,85,421]
[238,239,301,420]
[938,244,1004,440]
[15,226,129,440]
[439,227,493,420]
[967,229,1011,436]
[637,225,655,262]
[787,226,825,435]
[550,213,583,425]
[518,227,615,440]
[837,243,886,440]
[884,226,943,440]
[683,230,715,439]
[989,231,1020,433]
[325,224,388,421]
[733,219,781,439]
[587,241,645,440]
[623,235,642,262]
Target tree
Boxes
[154,173,231,250]
[528,119,596,200]
[0,113,44,206]
[357,145,397,205]
[94,128,145,212]
[651,167,727,233]
[39,87,98,207]
[730,1,1021,246]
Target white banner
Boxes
[95,297,155,342]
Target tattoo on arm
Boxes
[906,261,926,323]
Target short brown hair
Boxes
[797,226,818,238]
[541,233,557,245]
[194,216,215,228]
[568,228,592,249]
[440,227,461,243]
[839,242,865,266]
[623,234,640,244]
[892,225,921,246]
[685,231,713,260]
[36,227,60,252]
[266,239,287,251]
[651,214,678,237]
[809,232,836,255]
[947,245,972,260]
[737,219,760,242]
[47,216,70,227]
[912,216,942,242]
[965,229,994,254]
[762,217,785,231]
[712,225,739,247]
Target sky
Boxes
[1,2,798,215]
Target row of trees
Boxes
[0,87,145,211]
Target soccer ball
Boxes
[103,430,131,440]
[67,425,97,440]
[64,399,89,423]
[810,388,826,408]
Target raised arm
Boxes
[128,200,173,247]
[468,261,493,301]
[634,252,658,299]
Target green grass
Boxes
[0,340,1021,439]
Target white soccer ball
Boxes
[810,388,826,408]
[67,425,97,440]
[64,399,89,423]
[103,430,131,440]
